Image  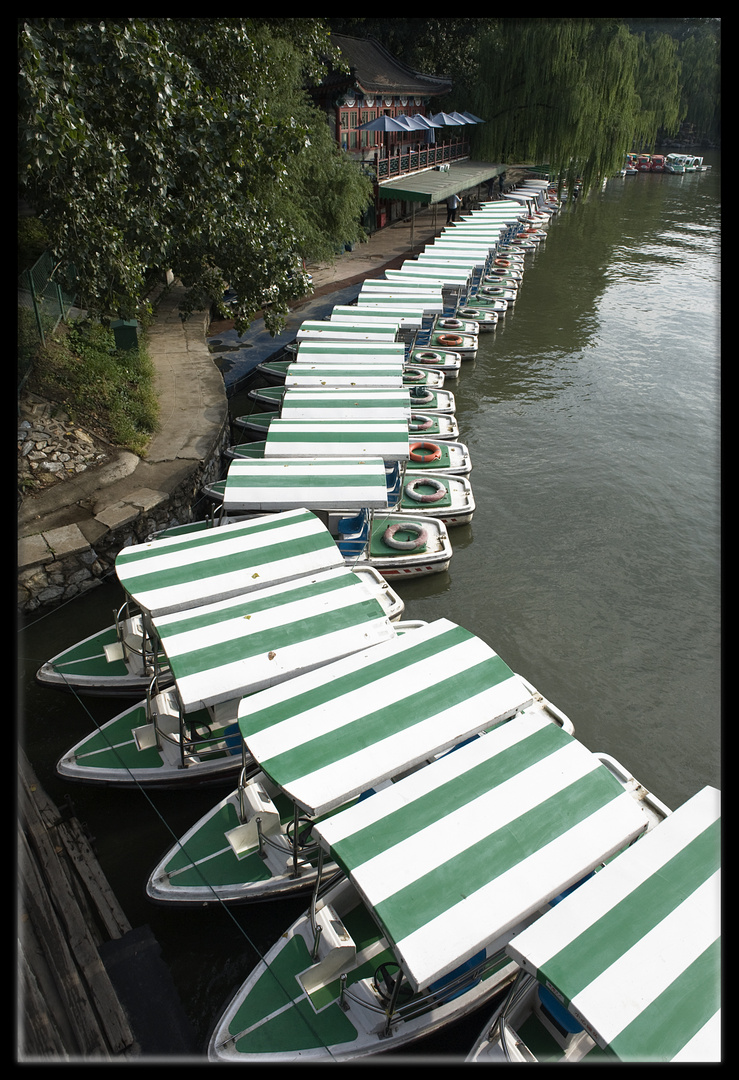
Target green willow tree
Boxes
[18,17,374,334]
[453,18,685,192]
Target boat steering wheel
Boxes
[373,962,413,1004]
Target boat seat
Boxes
[537,985,583,1035]
[224,780,281,856]
[428,948,486,1003]
[298,903,357,997]
[338,510,366,537]
[104,641,126,663]
[338,511,370,558]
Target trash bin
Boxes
[111,319,139,351]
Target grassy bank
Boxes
[24,320,159,456]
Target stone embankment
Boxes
[18,286,230,615]
[18,394,110,492]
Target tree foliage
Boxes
[462,19,684,192]
[331,18,714,192]
[18,17,374,333]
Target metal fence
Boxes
[18,251,78,390]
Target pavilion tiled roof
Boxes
[322,34,452,98]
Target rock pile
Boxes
[18,393,110,498]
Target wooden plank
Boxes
[18,749,136,1057]
[19,750,131,940]
[56,817,131,941]
[17,933,70,1057]
[18,824,115,1056]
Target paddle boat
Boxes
[55,563,400,788]
[294,320,401,345]
[227,429,466,540]
[206,434,472,529]
[206,711,672,1062]
[235,449,473,525]
[467,783,719,1063]
[356,289,445,315]
[457,297,508,320]
[650,153,666,172]
[233,399,459,443]
[329,305,424,330]
[147,618,565,907]
[665,153,689,173]
[247,417,472,478]
[220,444,458,575]
[36,508,363,698]
[404,346,464,377]
[239,382,456,423]
[426,327,478,357]
[254,359,445,391]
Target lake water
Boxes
[18,151,721,1059]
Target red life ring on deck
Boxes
[409,413,434,431]
[495,258,512,267]
[436,334,463,347]
[404,477,446,504]
[409,441,442,463]
[415,351,444,364]
[383,521,429,551]
[403,367,425,382]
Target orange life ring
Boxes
[495,258,511,267]
[436,334,463,347]
[409,441,442,463]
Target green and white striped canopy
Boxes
[313,712,651,993]
[506,784,721,1062]
[222,457,390,512]
[263,418,411,460]
[283,364,405,388]
[362,278,445,293]
[154,566,396,712]
[295,340,407,361]
[416,254,488,268]
[384,267,471,285]
[296,321,400,342]
[357,291,444,313]
[114,508,344,617]
[331,305,424,328]
[328,307,404,325]
[238,618,534,816]
[279,388,411,420]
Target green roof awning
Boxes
[378,160,502,203]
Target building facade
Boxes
[312,35,475,230]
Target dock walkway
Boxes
[18,748,194,1060]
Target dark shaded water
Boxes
[18,152,720,1060]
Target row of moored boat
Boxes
[38,178,720,1063]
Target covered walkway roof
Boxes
[378,160,505,204]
